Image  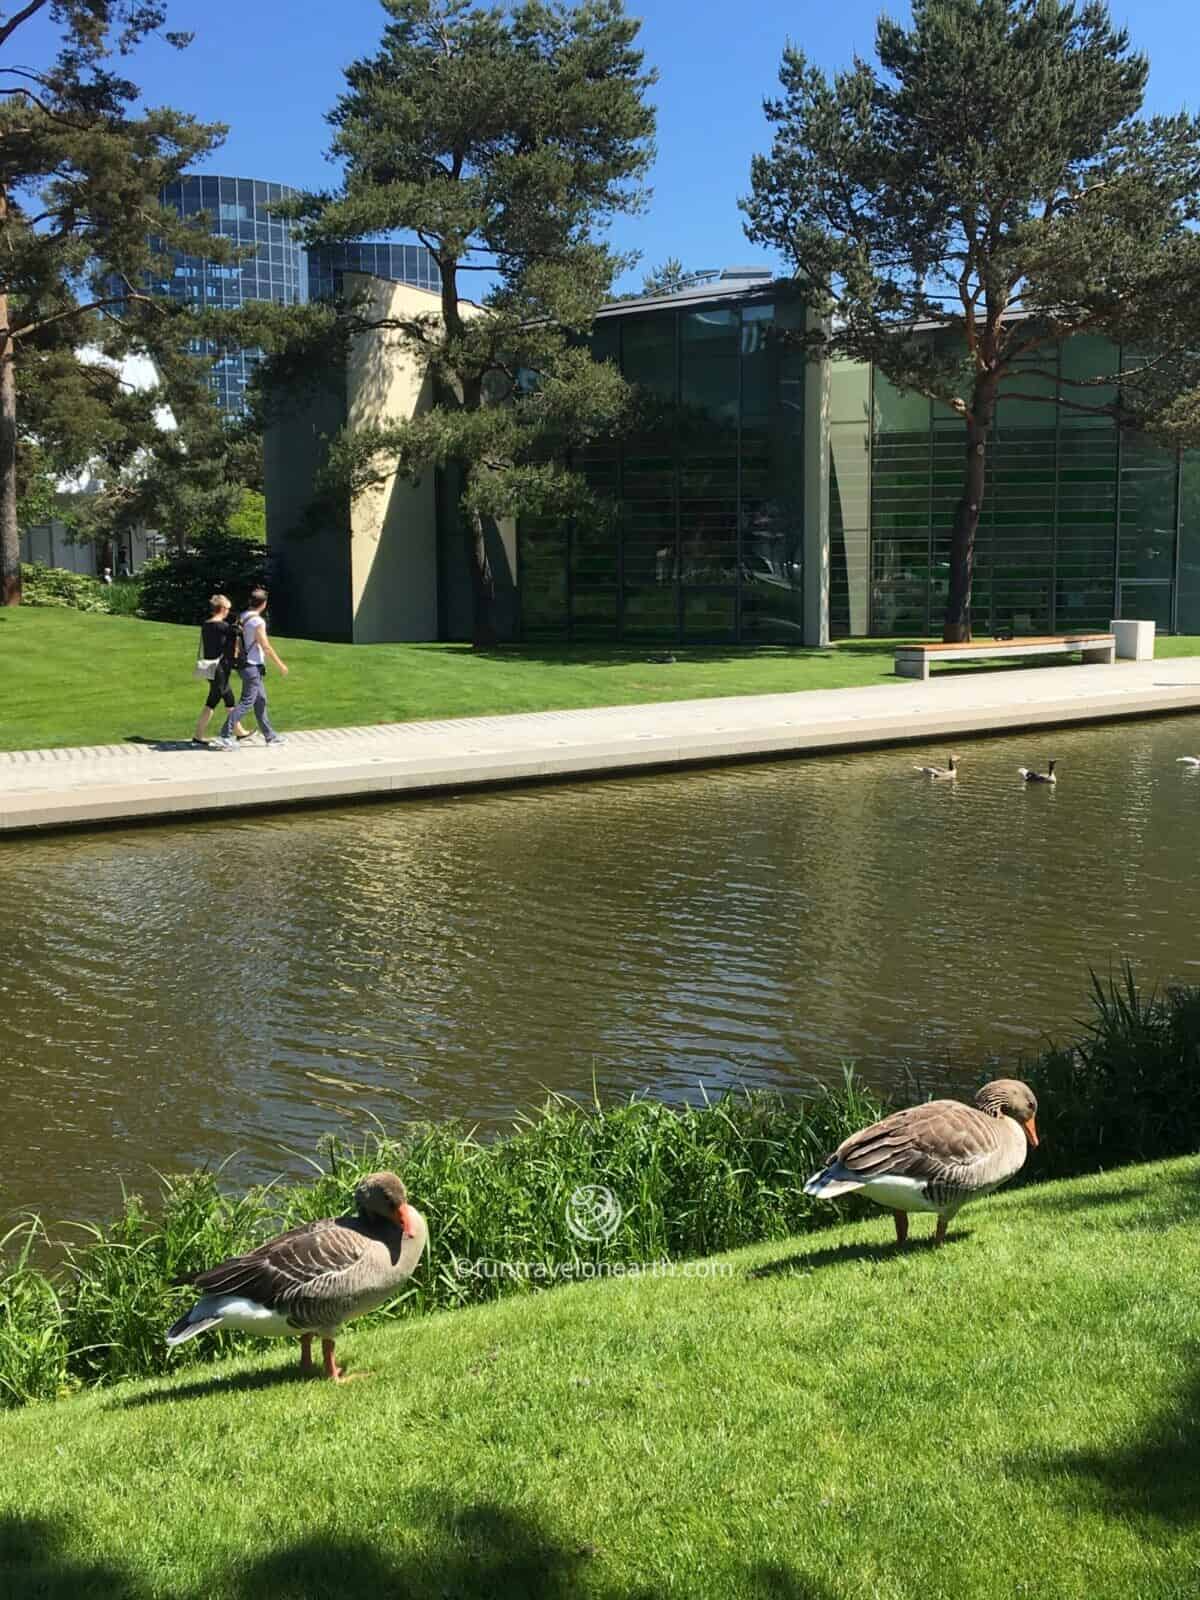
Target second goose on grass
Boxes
[804,1080,1039,1246]
[1018,760,1057,784]
[165,1171,427,1381]
[914,754,958,780]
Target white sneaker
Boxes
[264,735,288,746]
[214,737,238,751]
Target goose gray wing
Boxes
[183,1215,371,1311]
[830,1100,1013,1189]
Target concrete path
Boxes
[5,655,1200,834]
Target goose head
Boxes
[355,1170,418,1238]
[975,1079,1039,1147]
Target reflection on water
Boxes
[3,711,1200,1223]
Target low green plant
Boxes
[0,1082,880,1407]
[18,562,113,613]
[1026,965,1200,1178]
[137,532,268,624]
[105,576,144,616]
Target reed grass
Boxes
[0,1079,881,1408]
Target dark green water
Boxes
[3,712,1200,1225]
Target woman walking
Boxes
[192,594,251,748]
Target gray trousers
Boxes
[221,664,277,741]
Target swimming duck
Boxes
[804,1080,1039,1246]
[1018,760,1057,784]
[1177,756,1200,768]
[166,1171,426,1381]
[913,754,958,780]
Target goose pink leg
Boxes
[299,1335,315,1375]
[322,1337,344,1382]
[934,1215,948,1246]
[893,1210,909,1246]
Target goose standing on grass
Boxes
[804,1080,1039,1246]
[1018,760,1057,784]
[166,1172,426,1381]
[913,754,958,780]
[1177,756,1200,768]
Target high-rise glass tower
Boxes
[153,174,440,413]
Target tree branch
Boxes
[0,0,50,52]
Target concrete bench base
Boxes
[895,634,1117,681]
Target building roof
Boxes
[597,266,776,320]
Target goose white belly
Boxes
[856,1175,942,1214]
[198,1295,296,1338]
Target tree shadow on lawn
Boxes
[110,1360,320,1410]
[1,1504,843,1600]
[1008,1183,1150,1218]
[1009,1361,1200,1528]
[749,1232,969,1278]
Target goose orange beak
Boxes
[396,1202,418,1239]
[1023,1116,1039,1148]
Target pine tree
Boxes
[289,0,656,647]
[0,2,246,603]
[743,0,1200,641]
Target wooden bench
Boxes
[894,633,1116,681]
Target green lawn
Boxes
[2,1157,1197,1599]
[6,607,1197,753]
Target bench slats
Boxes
[895,633,1116,680]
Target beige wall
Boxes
[345,276,444,643]
[829,358,872,636]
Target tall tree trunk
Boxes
[0,302,19,606]
[943,389,995,643]
[465,501,497,650]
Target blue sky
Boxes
[17,0,1197,293]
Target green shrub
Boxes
[1026,967,1200,1178]
[138,533,268,624]
[19,562,112,613]
[0,1081,881,1405]
[105,576,144,616]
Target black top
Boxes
[200,618,236,664]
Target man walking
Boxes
[217,588,289,750]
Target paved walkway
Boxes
[5,655,1200,833]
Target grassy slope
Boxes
[6,608,1198,753]
[2,1158,1198,1600]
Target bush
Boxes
[0,1079,882,1405]
[1026,967,1200,1179]
[138,533,268,624]
[19,562,112,613]
[106,576,144,616]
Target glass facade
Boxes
[153,176,308,415]
[307,241,439,302]
[519,294,806,642]
[152,177,439,414]
[835,337,1200,637]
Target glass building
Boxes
[152,176,439,414]
[307,241,439,303]
[519,276,809,643]
[830,335,1200,638]
[152,175,308,415]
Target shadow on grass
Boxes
[749,1231,969,1278]
[0,1503,843,1599]
[1009,1183,1150,1217]
[1011,1364,1200,1528]
[111,1360,313,1409]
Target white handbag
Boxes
[193,658,220,681]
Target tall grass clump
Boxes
[0,1082,881,1407]
[1026,967,1200,1178]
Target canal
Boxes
[3,710,1199,1224]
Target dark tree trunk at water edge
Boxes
[943,400,993,644]
[466,503,497,650]
[0,302,20,607]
